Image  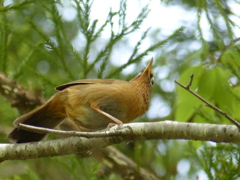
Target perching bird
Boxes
[8,59,154,143]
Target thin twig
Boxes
[186,74,194,89]
[18,123,123,138]
[175,74,240,130]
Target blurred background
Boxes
[1,0,240,179]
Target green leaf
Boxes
[175,66,203,121]
[197,68,216,100]
[176,66,203,101]
[222,50,240,67]
[230,87,240,120]
[175,98,202,122]
[213,67,234,113]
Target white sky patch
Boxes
[147,96,171,118]
[122,63,136,75]
[160,79,175,92]
[62,6,77,21]
[229,1,240,36]
[37,61,50,74]
[156,65,170,79]
[3,0,12,6]
[177,159,190,175]
[196,170,209,180]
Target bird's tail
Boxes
[7,102,64,143]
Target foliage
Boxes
[0,0,240,179]
[189,143,240,180]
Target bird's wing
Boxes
[55,79,125,91]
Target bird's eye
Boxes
[150,77,154,85]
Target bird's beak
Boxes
[143,58,153,76]
[129,58,154,83]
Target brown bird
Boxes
[7,59,154,143]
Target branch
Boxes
[18,123,124,138]
[91,146,158,180]
[1,121,239,161]
[0,73,45,114]
[175,74,240,129]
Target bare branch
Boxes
[92,146,159,180]
[175,74,240,130]
[1,121,240,162]
[0,73,45,114]
[18,123,123,138]
[186,74,194,89]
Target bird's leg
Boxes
[90,102,123,126]
[66,111,82,131]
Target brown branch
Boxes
[175,74,240,130]
[0,73,45,114]
[186,74,194,89]
[92,146,162,180]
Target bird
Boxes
[7,59,154,143]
